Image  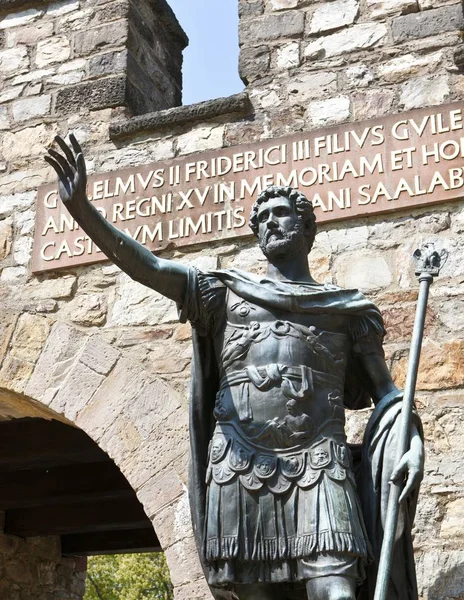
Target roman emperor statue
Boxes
[46,135,424,600]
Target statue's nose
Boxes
[267,216,278,229]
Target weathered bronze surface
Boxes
[45,135,424,600]
[34,102,464,272]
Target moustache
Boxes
[264,228,286,244]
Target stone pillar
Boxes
[0,0,188,122]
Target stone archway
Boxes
[0,314,210,599]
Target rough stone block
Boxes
[25,321,87,402]
[367,0,418,19]
[392,4,464,43]
[0,7,43,29]
[239,0,264,18]
[109,274,178,327]
[276,41,300,69]
[399,75,450,110]
[351,89,395,120]
[0,310,18,369]
[0,85,23,103]
[268,0,300,9]
[47,69,84,86]
[5,21,53,46]
[8,313,50,364]
[0,218,12,260]
[307,95,351,128]
[88,49,127,77]
[120,407,189,489]
[0,313,50,393]
[2,123,58,161]
[378,51,443,83]
[13,235,32,266]
[344,64,374,88]
[35,36,71,67]
[304,23,387,60]
[416,550,464,600]
[25,274,77,300]
[287,71,337,104]
[55,75,126,114]
[12,95,51,123]
[335,253,392,291]
[59,294,108,326]
[12,68,54,85]
[0,265,26,283]
[79,335,120,376]
[164,536,204,587]
[151,492,192,550]
[239,11,305,46]
[137,469,185,517]
[74,20,127,56]
[49,361,105,419]
[46,0,80,17]
[0,191,35,218]
[174,580,213,600]
[0,45,28,75]
[393,339,464,390]
[176,125,225,156]
[0,356,34,393]
[0,104,8,130]
[308,0,359,35]
[239,45,270,83]
[418,0,455,8]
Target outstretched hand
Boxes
[44,134,88,210]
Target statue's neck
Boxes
[266,256,315,283]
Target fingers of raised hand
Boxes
[76,152,87,189]
[55,135,76,168]
[69,132,83,157]
[48,148,75,181]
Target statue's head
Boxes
[286,399,298,415]
[249,186,316,261]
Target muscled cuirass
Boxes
[207,288,354,495]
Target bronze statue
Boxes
[45,135,424,600]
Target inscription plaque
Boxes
[33,102,464,273]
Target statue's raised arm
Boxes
[45,135,189,304]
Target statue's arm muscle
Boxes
[69,200,187,303]
[360,352,399,405]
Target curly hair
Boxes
[249,186,317,254]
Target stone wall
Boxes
[0,527,86,600]
[0,0,463,598]
[0,0,186,127]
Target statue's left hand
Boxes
[390,434,424,503]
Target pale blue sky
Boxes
[168,0,244,105]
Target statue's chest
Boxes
[216,289,350,373]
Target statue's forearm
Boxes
[69,197,188,302]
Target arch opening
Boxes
[0,388,169,599]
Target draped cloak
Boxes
[180,268,421,600]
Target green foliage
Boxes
[84,553,173,600]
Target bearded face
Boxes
[259,220,307,261]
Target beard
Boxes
[259,223,307,262]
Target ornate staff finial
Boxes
[413,243,448,277]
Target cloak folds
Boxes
[182,269,420,599]
[356,392,423,600]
